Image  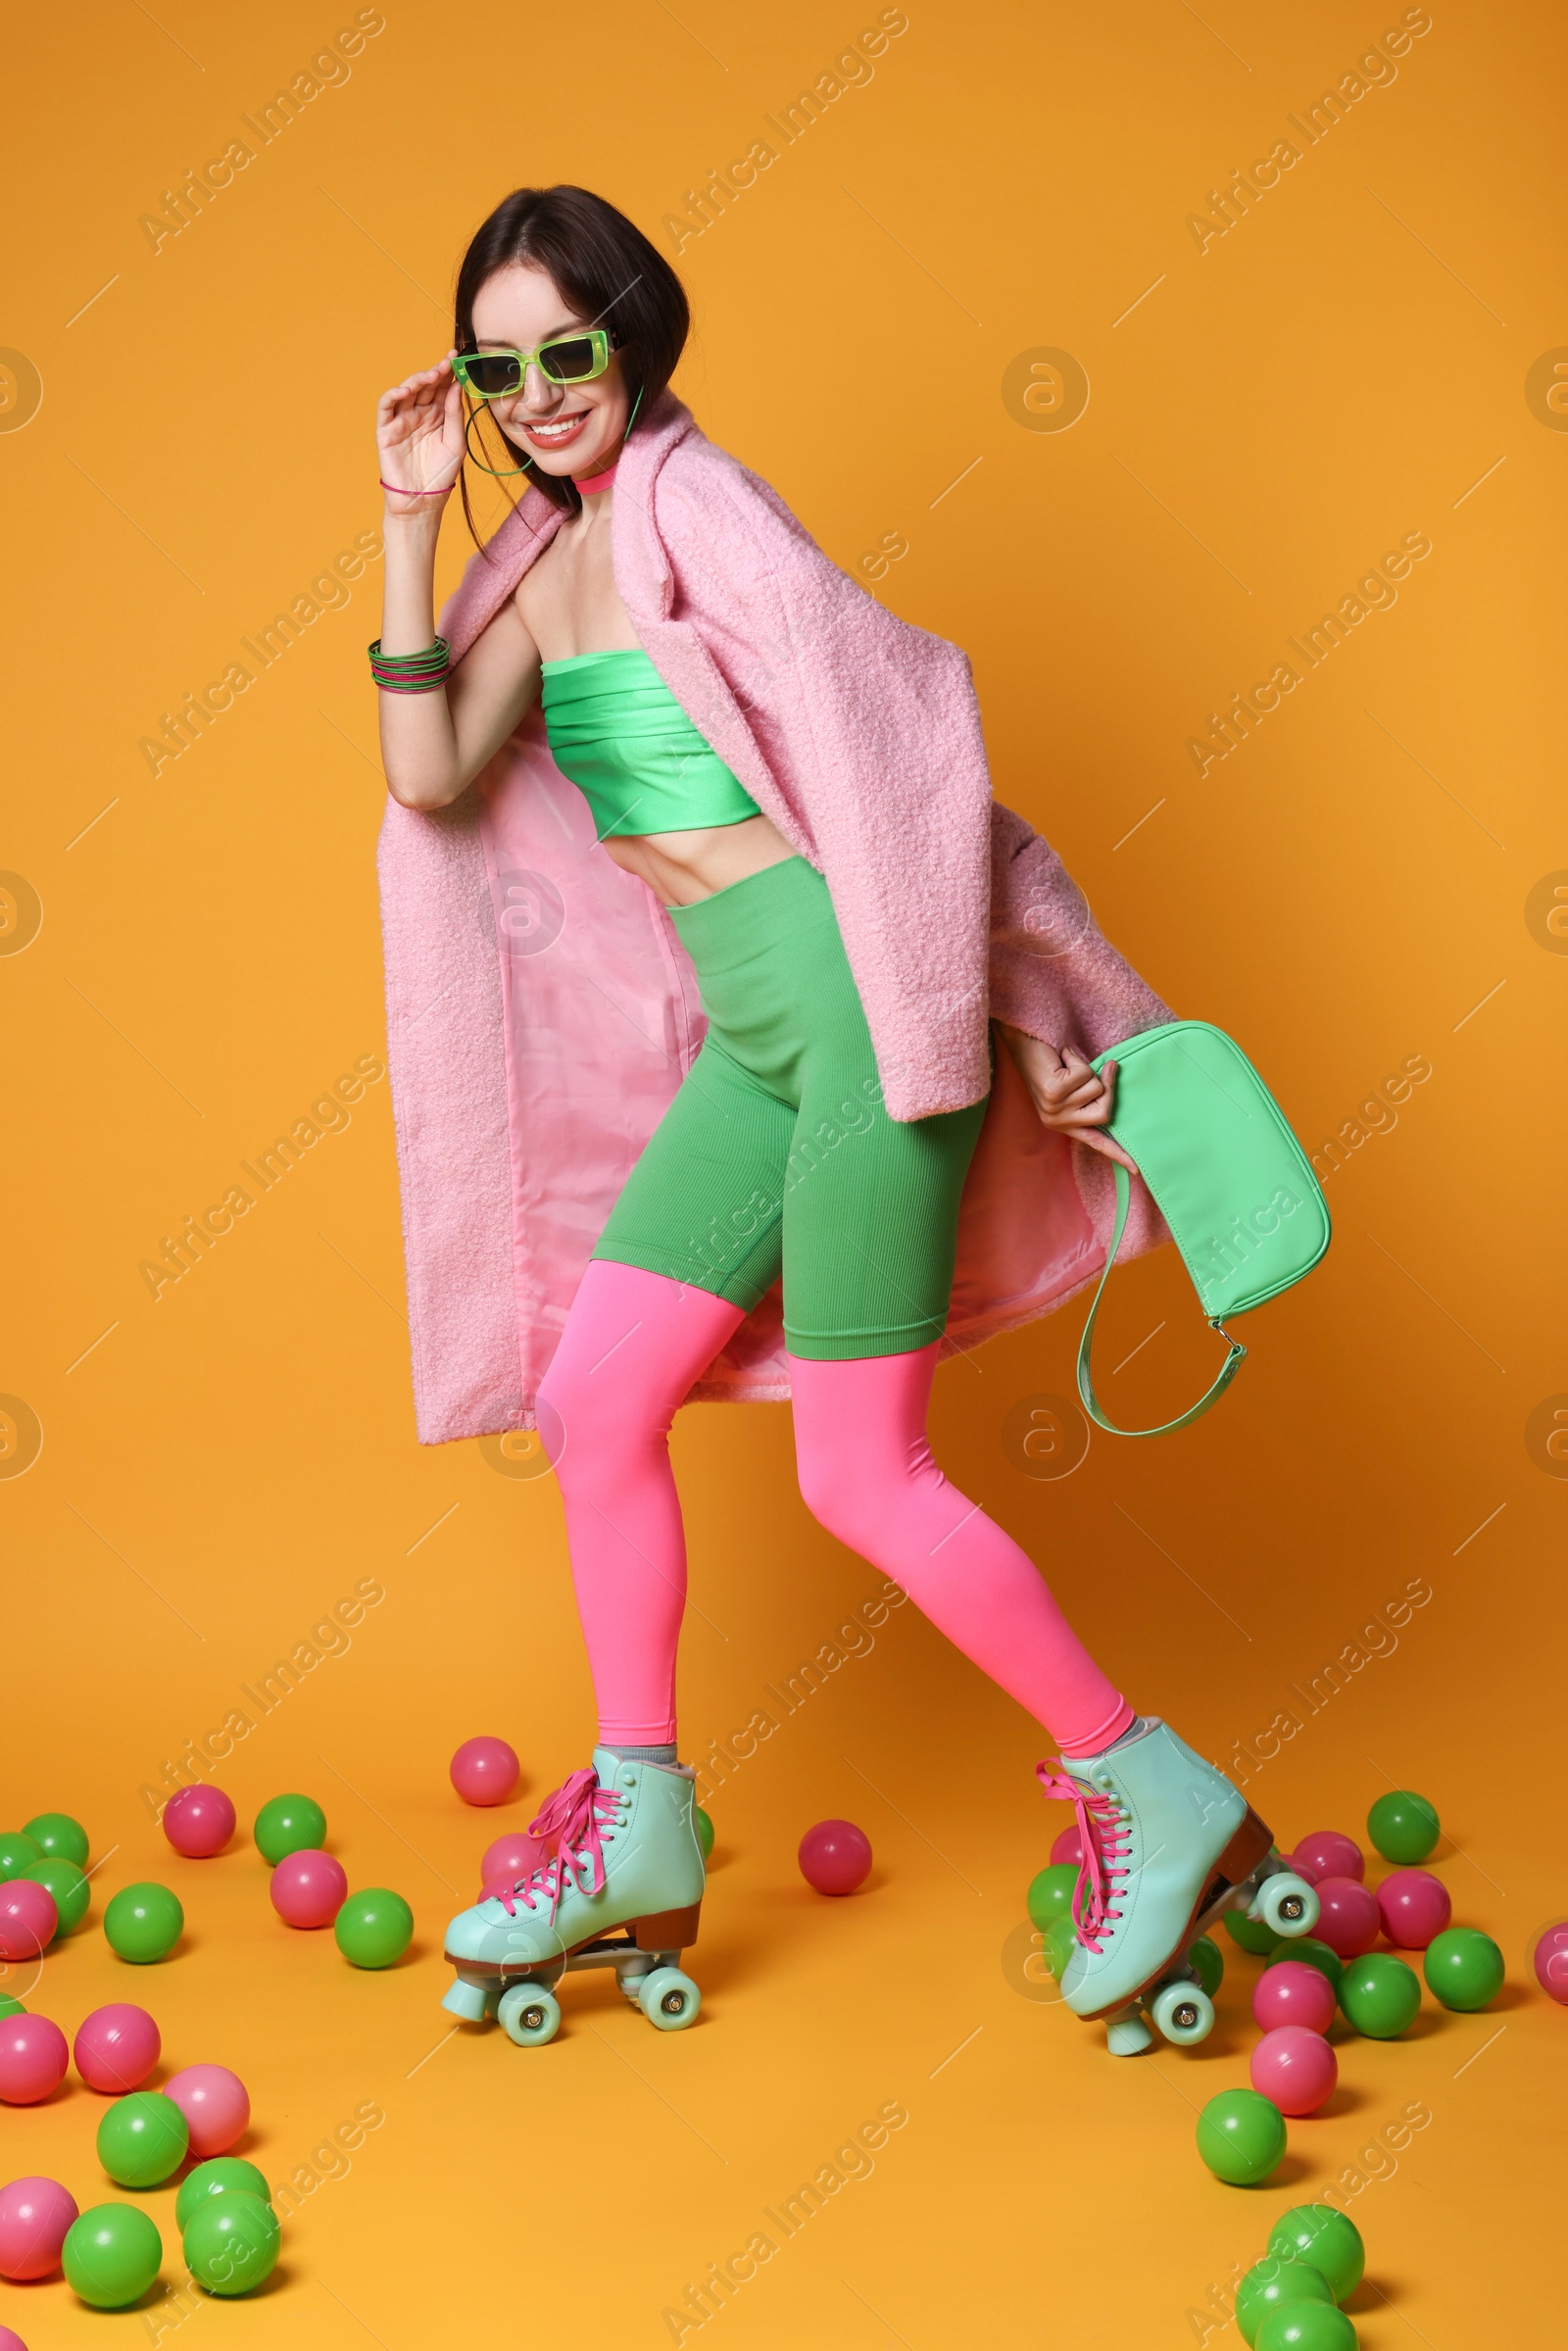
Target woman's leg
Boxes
[539,988,796,1750]
[759,884,1130,1752]
[444,1262,742,1997]
[788,1345,1134,1756]
[535,1260,746,1746]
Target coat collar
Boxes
[612,391,698,618]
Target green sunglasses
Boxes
[452,329,613,400]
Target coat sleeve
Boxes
[650,455,996,1118]
[989,800,1175,1055]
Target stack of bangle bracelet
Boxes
[368,637,452,694]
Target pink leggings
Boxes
[533,1261,1132,1756]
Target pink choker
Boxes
[574,461,618,496]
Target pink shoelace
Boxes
[1036,1762,1132,1954]
[492,1767,622,1924]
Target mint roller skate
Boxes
[442,1748,706,2044]
[1037,1718,1319,2056]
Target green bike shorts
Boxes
[592,856,990,1360]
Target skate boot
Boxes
[1038,1718,1318,2054]
[441,1748,706,2044]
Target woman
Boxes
[373,185,1282,2053]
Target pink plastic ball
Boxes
[0,2328,26,2351]
[1050,1826,1084,1869]
[0,2173,78,2279]
[270,1849,348,1929]
[1252,1959,1337,2035]
[162,1783,236,1859]
[1313,1874,1381,1958]
[480,1832,543,1888]
[74,2003,161,2093]
[164,2063,250,2157]
[1250,2024,1338,2116]
[450,1738,520,1807]
[799,1820,872,1896]
[1376,1868,1451,1950]
[1290,1830,1364,1885]
[0,2014,69,2105]
[0,1882,58,1962]
[1534,1921,1568,2002]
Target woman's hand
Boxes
[997,1026,1140,1175]
[376,358,465,515]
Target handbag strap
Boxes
[1075,1162,1249,1438]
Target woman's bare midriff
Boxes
[601,815,798,906]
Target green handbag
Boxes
[1075,1020,1331,1437]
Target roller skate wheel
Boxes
[638,1965,701,2032]
[498,1983,563,2046]
[1256,1872,1320,1938]
[1151,1977,1215,2046]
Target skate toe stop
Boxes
[442,1976,492,2022]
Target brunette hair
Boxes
[453,185,689,546]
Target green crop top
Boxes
[539,648,761,840]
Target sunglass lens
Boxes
[462,354,523,397]
[540,337,599,382]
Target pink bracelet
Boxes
[379,478,453,498]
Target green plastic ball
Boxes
[253,1793,327,1866]
[1424,1925,1503,2011]
[24,1810,89,1867]
[1267,2205,1366,2302]
[183,2190,281,2297]
[1196,2087,1287,2184]
[1188,1935,1225,1998]
[1266,1935,1345,1991]
[0,1992,24,2018]
[1040,1914,1076,1982]
[176,2156,273,2234]
[1026,1863,1081,1935]
[1224,1908,1278,1955]
[1254,2306,1358,2350]
[1339,1951,1421,2037]
[62,2201,163,2308]
[22,1854,89,1934]
[694,1806,714,1862]
[104,1881,183,1964]
[1237,2257,1335,2347]
[334,1886,413,1969]
[0,1832,42,1880]
[1367,1789,1439,1865]
[98,2089,190,2187]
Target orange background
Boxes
[3,2,1565,2344]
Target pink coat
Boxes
[376,393,1173,1443]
